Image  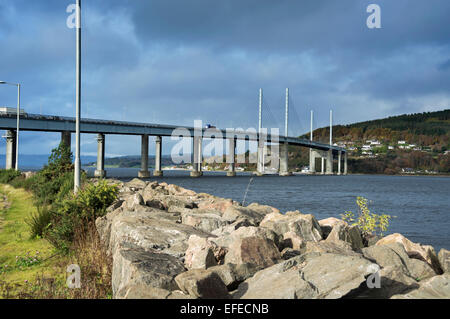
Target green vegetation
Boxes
[87,155,174,168]
[293,109,450,174]
[0,142,118,299]
[342,197,394,236]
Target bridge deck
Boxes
[0,113,345,153]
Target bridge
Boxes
[0,112,347,177]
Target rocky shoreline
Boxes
[95,178,450,299]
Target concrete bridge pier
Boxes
[94,133,106,178]
[227,137,236,177]
[4,130,16,170]
[61,131,71,148]
[337,151,342,175]
[326,150,333,175]
[310,149,320,174]
[256,144,264,176]
[138,134,150,178]
[153,136,163,177]
[321,157,325,175]
[279,143,292,176]
[190,136,203,177]
[344,152,348,175]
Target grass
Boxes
[0,184,112,299]
[0,185,65,286]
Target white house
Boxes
[398,141,406,145]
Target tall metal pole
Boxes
[285,88,289,138]
[258,88,263,173]
[15,84,20,170]
[258,88,262,134]
[310,110,313,141]
[74,0,81,193]
[329,109,333,146]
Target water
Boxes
[84,168,450,251]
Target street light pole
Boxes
[15,84,20,170]
[0,81,20,170]
[74,0,81,193]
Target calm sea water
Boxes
[83,168,450,251]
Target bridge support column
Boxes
[153,136,163,177]
[337,151,342,175]
[256,143,264,176]
[279,143,292,176]
[5,130,16,170]
[310,149,317,174]
[344,152,348,175]
[326,150,333,175]
[95,134,106,178]
[138,134,150,178]
[227,137,236,177]
[61,131,71,149]
[190,136,203,177]
[321,156,325,175]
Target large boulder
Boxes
[282,231,305,251]
[211,218,257,237]
[98,209,211,258]
[112,242,186,299]
[175,269,230,299]
[225,236,281,268]
[196,197,237,214]
[391,273,450,299]
[318,217,345,239]
[184,235,220,270]
[325,222,364,251]
[181,210,229,233]
[222,206,273,225]
[210,226,280,250]
[233,252,374,299]
[124,193,145,211]
[355,243,435,298]
[438,249,450,273]
[376,233,442,274]
[260,211,323,243]
[302,240,360,257]
[208,263,262,290]
[123,178,148,191]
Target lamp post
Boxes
[74,0,82,193]
[0,81,21,170]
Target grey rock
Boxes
[260,211,323,243]
[224,236,281,268]
[233,252,373,299]
[208,263,262,290]
[438,248,450,273]
[175,269,230,299]
[391,273,450,299]
[100,209,211,258]
[325,222,364,251]
[181,210,229,233]
[113,243,186,299]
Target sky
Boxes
[0,0,449,157]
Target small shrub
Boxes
[342,196,394,236]
[45,179,119,253]
[0,169,22,184]
[26,205,52,239]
